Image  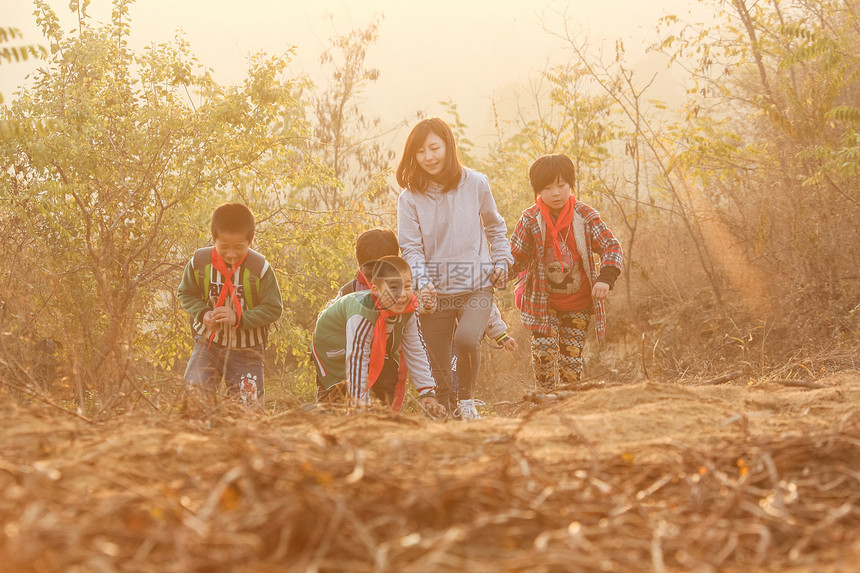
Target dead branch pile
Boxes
[1,387,858,572]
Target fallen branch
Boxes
[699,371,744,386]
[768,379,827,389]
[641,333,651,380]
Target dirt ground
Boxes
[1,371,858,572]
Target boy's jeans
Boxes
[184,334,265,404]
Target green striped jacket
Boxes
[312,291,437,405]
[177,247,283,348]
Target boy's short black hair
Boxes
[370,256,412,286]
[211,203,255,241]
[529,154,576,196]
[356,228,399,267]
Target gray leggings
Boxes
[418,289,493,406]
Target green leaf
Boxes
[826,106,860,124]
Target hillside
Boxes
[2,372,858,572]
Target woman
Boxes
[396,118,512,420]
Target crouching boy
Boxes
[177,203,283,409]
[312,256,446,416]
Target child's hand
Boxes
[502,336,518,352]
[211,306,238,326]
[490,266,508,289]
[202,311,219,331]
[420,396,446,418]
[592,281,610,301]
[419,284,437,314]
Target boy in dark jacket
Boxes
[338,228,400,296]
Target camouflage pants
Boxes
[530,310,589,391]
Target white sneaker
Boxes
[454,399,485,420]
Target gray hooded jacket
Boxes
[397,168,513,294]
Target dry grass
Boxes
[1,371,859,572]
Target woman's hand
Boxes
[419,283,437,313]
[490,266,508,289]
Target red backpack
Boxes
[514,269,528,310]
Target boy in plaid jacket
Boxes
[510,154,623,390]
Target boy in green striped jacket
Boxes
[177,203,283,408]
[313,256,446,416]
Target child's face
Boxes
[372,272,414,313]
[538,176,572,212]
[214,231,251,266]
[415,132,447,177]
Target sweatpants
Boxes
[418,289,493,408]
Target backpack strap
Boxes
[191,247,214,297]
[244,249,266,277]
[242,249,268,308]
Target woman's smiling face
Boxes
[415,131,447,177]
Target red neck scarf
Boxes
[209,247,248,345]
[355,269,372,290]
[537,195,575,262]
[368,292,418,410]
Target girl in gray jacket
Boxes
[396,118,513,420]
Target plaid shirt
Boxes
[510,201,623,342]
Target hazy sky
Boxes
[3,0,702,147]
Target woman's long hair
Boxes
[396,118,464,193]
